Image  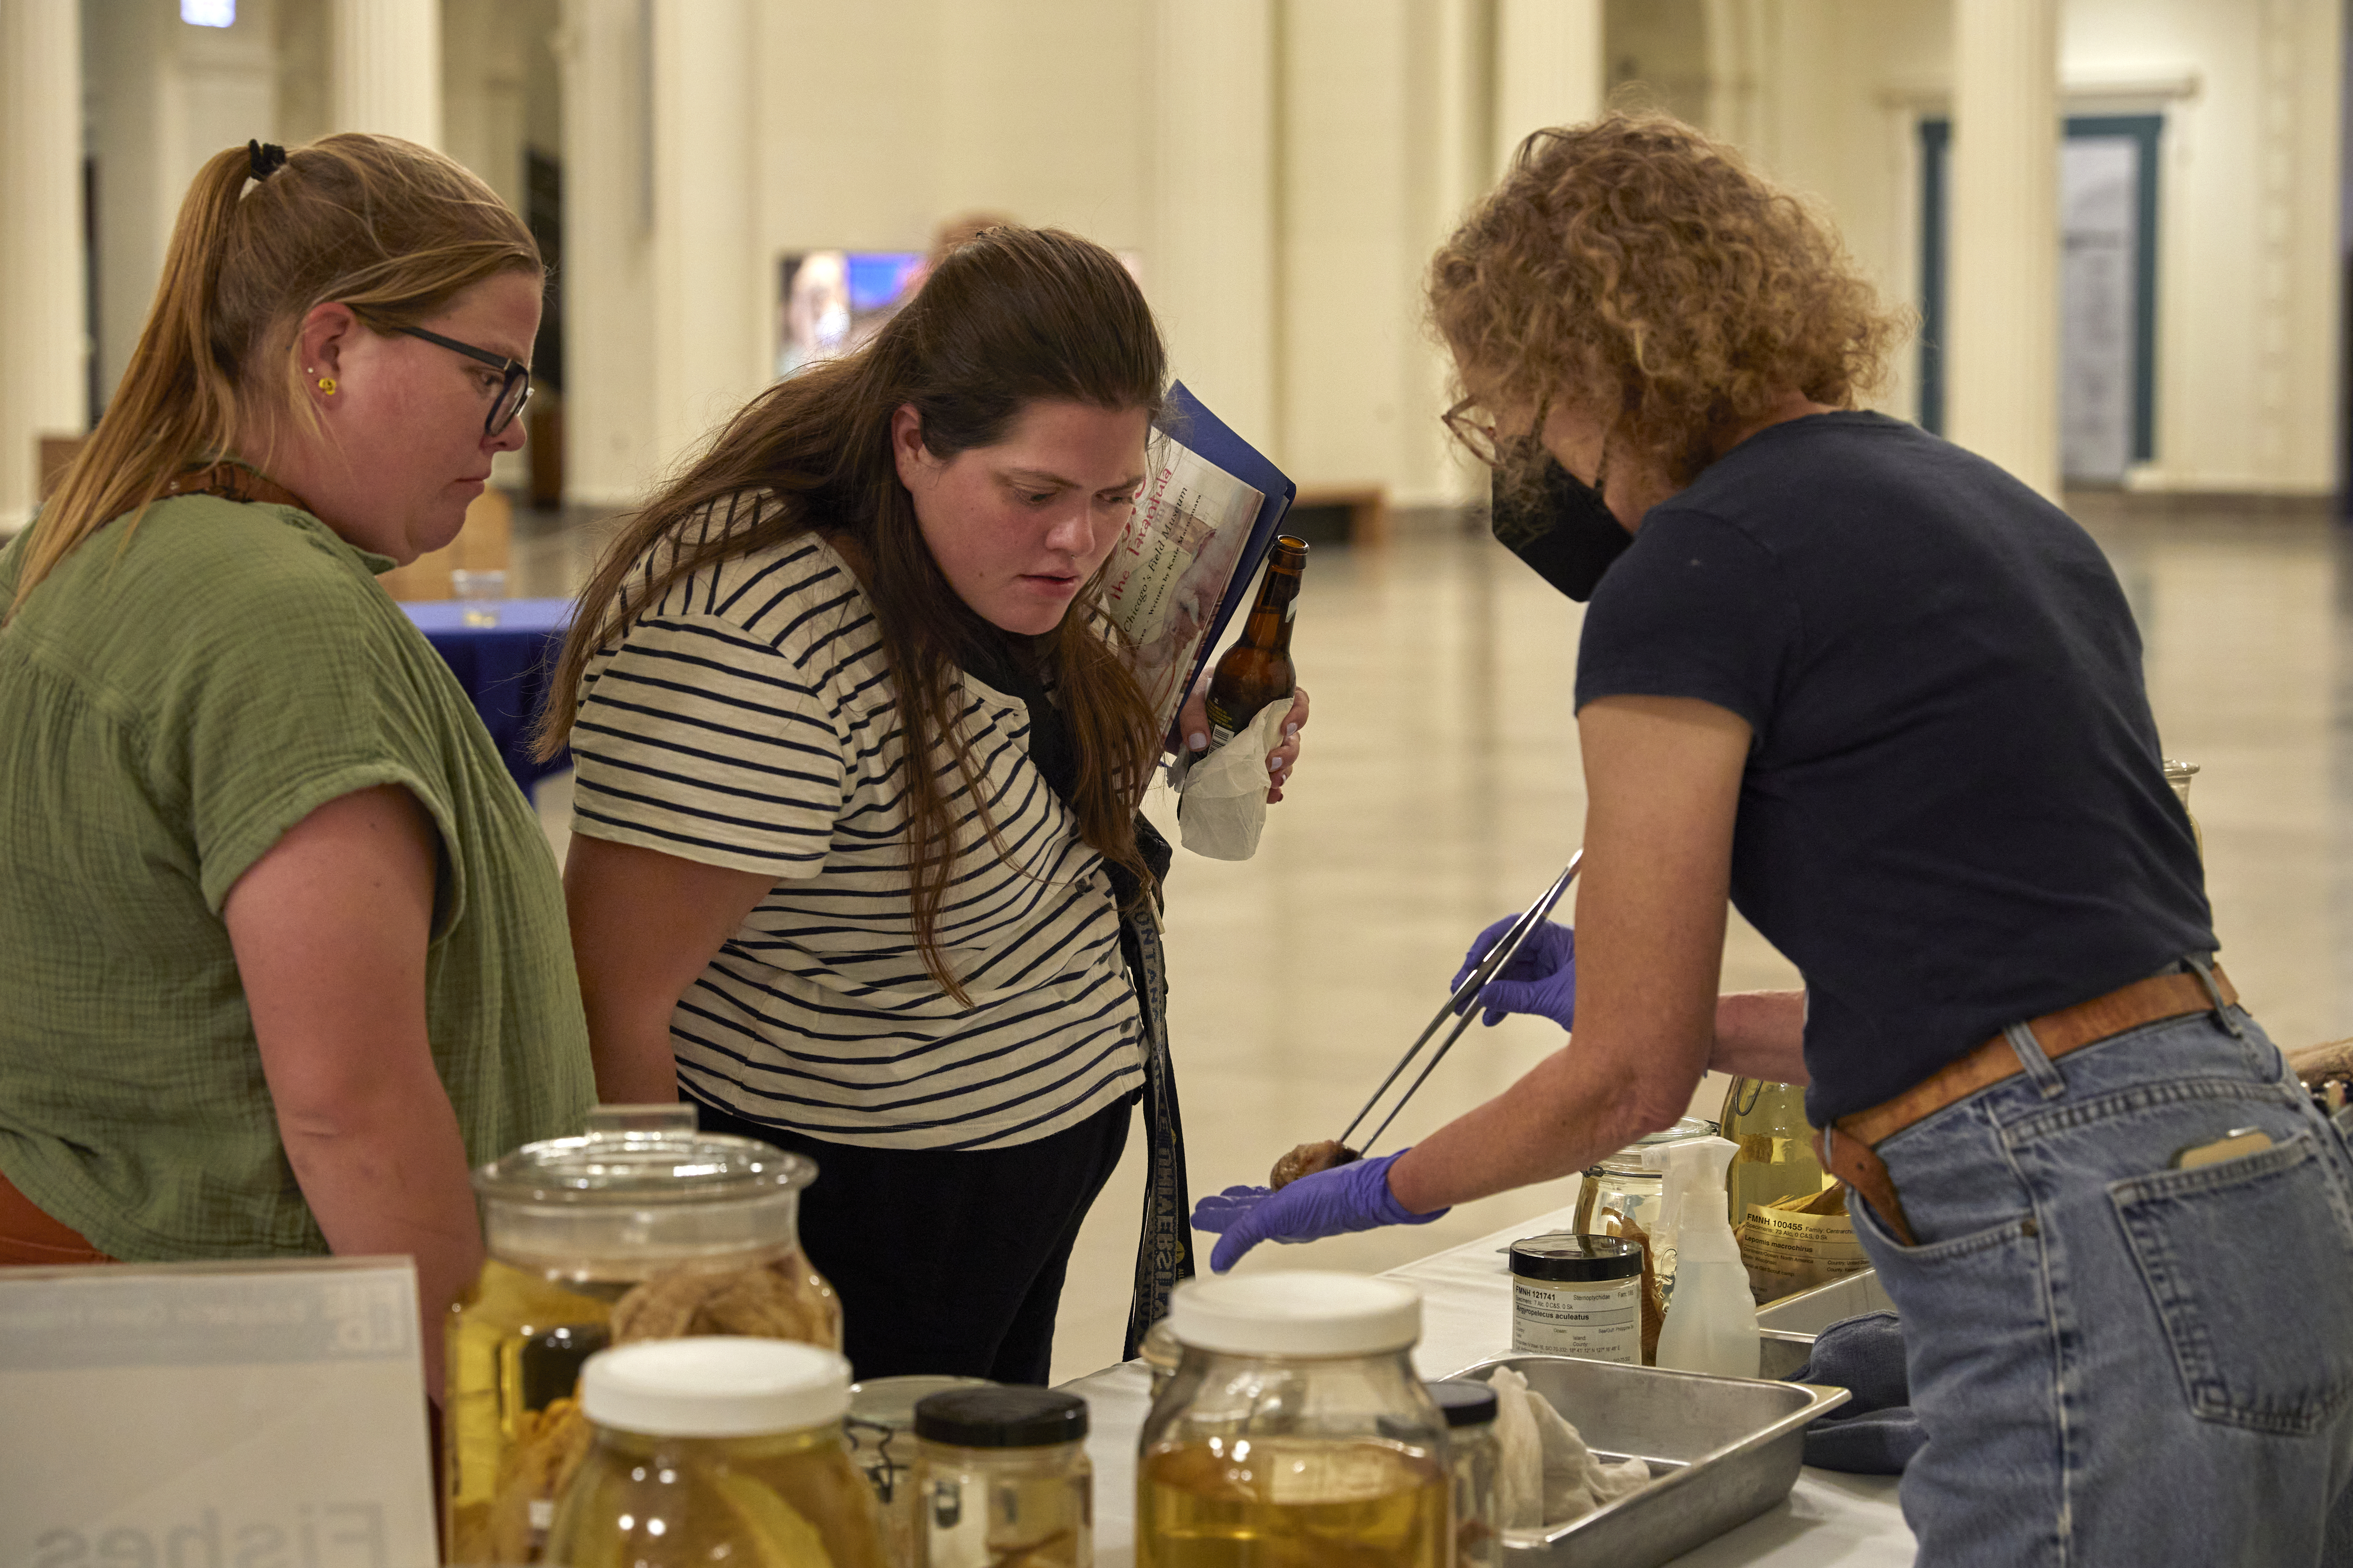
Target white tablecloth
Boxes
[1063,1203,1916,1566]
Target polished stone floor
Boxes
[514,494,2352,1383]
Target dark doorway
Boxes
[1917,113,2162,481]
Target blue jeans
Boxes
[1850,1002,2353,1566]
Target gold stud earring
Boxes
[317,376,337,395]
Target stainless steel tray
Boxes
[1446,1353,1850,1567]
[1756,1269,1896,1379]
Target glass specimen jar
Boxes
[444,1105,841,1564]
[1426,1379,1500,1568]
[913,1386,1093,1567]
[1140,1315,1183,1404]
[846,1374,994,1567]
[1570,1116,1716,1243]
[1508,1234,1643,1364]
[545,1336,887,1568]
[1136,1271,1449,1568]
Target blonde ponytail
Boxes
[8,133,539,618]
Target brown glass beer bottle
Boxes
[1202,534,1308,748]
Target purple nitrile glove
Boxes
[1189,1151,1449,1273]
[1450,916,1577,1030]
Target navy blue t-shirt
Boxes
[1574,411,2214,1126]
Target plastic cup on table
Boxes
[451,568,507,627]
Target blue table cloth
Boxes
[400,596,575,798]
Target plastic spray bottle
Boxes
[1643,1136,1759,1378]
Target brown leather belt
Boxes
[1814,962,2239,1246]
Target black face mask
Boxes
[1489,450,1630,602]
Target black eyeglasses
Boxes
[397,325,533,437]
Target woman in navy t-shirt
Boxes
[1198,114,2353,1565]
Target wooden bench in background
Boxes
[1287,484,1388,547]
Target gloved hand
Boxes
[1451,916,1577,1030]
[1190,1151,1449,1272]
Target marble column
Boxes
[1492,0,1604,177]
[1152,0,1277,445]
[648,0,761,475]
[333,0,441,147]
[0,0,86,532]
[1947,0,2060,499]
[555,0,654,506]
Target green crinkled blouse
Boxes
[0,495,594,1259]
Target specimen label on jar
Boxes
[1511,1276,1641,1364]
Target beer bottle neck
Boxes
[1244,567,1301,653]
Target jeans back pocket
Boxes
[2111,1131,2353,1435]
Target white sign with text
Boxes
[0,1257,435,1568]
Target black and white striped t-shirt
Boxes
[569,502,1143,1151]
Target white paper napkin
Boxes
[1173,701,1290,861]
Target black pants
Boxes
[691,1093,1134,1385]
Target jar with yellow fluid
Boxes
[444,1106,841,1565]
[1720,1079,1831,1226]
[545,1336,887,1568]
[1719,1080,1872,1304]
[1426,1379,1501,1568]
[1136,1272,1448,1568]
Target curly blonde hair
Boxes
[1430,113,1908,484]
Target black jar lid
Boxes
[1426,1378,1499,1429]
[1509,1232,1643,1282]
[915,1386,1088,1448]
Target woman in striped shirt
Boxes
[537,226,1302,1382]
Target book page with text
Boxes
[1104,431,1265,736]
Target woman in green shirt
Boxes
[0,135,595,1395]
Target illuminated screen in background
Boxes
[776,252,923,377]
[776,248,1145,379]
[181,0,236,24]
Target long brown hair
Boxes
[1430,113,1906,486]
[541,226,1166,1002]
[9,133,539,617]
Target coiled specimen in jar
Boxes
[448,1250,841,1564]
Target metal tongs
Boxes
[1337,851,1584,1153]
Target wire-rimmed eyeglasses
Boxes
[1440,395,1504,467]
[398,325,533,438]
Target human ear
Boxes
[890,404,933,490]
[296,301,359,396]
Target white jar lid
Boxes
[581,1336,851,1436]
[1167,1271,1422,1356]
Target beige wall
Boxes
[751,0,1154,257]
[44,0,2353,509]
[2064,0,2344,494]
[83,0,282,412]
[1282,0,1451,504]
[1613,0,2343,497]
[578,0,1489,508]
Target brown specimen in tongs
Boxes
[1269,1140,1362,1189]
